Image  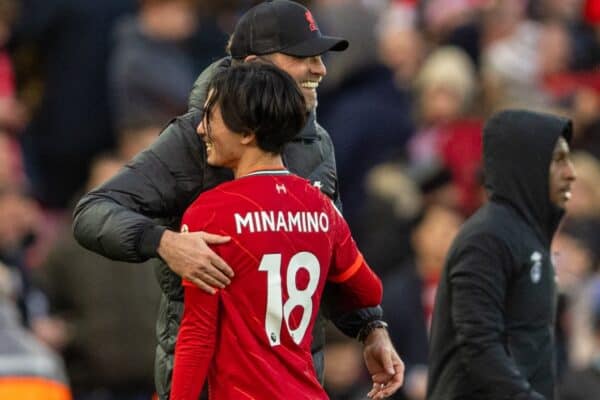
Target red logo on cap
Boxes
[305,10,317,32]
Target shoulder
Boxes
[450,206,511,256]
[126,110,205,180]
[188,57,231,112]
[446,203,522,270]
[314,120,329,136]
[457,202,520,243]
[148,110,201,150]
[314,121,333,144]
[182,185,235,231]
[287,174,329,198]
[168,110,202,133]
[189,180,238,207]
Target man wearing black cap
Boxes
[73,1,403,399]
[427,109,577,400]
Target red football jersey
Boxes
[171,169,382,400]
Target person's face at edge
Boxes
[196,90,243,169]
[549,136,576,208]
[245,53,327,112]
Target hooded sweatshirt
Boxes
[427,110,572,400]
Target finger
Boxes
[210,254,235,279]
[394,356,405,374]
[195,240,234,279]
[378,372,403,397]
[189,277,218,295]
[376,388,393,399]
[367,386,378,398]
[380,350,395,376]
[367,383,385,399]
[371,372,392,384]
[199,232,231,244]
[371,392,384,400]
[393,362,405,386]
[195,270,228,289]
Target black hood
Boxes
[483,109,572,245]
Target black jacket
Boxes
[427,110,572,400]
[73,58,382,397]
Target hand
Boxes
[363,328,405,399]
[157,230,233,294]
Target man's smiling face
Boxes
[264,53,326,112]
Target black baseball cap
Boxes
[229,0,349,59]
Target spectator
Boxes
[428,110,576,400]
[409,46,483,215]
[375,2,425,90]
[560,278,600,400]
[34,153,160,400]
[383,204,463,400]
[0,185,43,325]
[359,162,422,277]
[565,151,600,218]
[109,0,200,133]
[556,218,600,371]
[0,0,27,135]
[323,327,371,400]
[0,262,71,400]
[480,0,551,110]
[10,0,136,209]
[317,1,415,232]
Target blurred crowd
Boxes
[1,0,600,399]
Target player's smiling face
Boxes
[197,91,243,169]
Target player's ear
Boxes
[244,55,259,63]
[240,131,256,145]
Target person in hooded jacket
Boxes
[426,109,577,400]
[72,1,402,399]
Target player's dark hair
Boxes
[204,63,307,154]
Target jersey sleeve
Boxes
[327,206,383,309]
[170,286,220,400]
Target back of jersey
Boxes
[181,170,357,399]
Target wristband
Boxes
[357,320,389,343]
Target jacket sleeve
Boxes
[72,112,206,262]
[450,234,546,400]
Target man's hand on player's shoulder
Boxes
[157,230,233,294]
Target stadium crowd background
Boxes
[1,0,600,399]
